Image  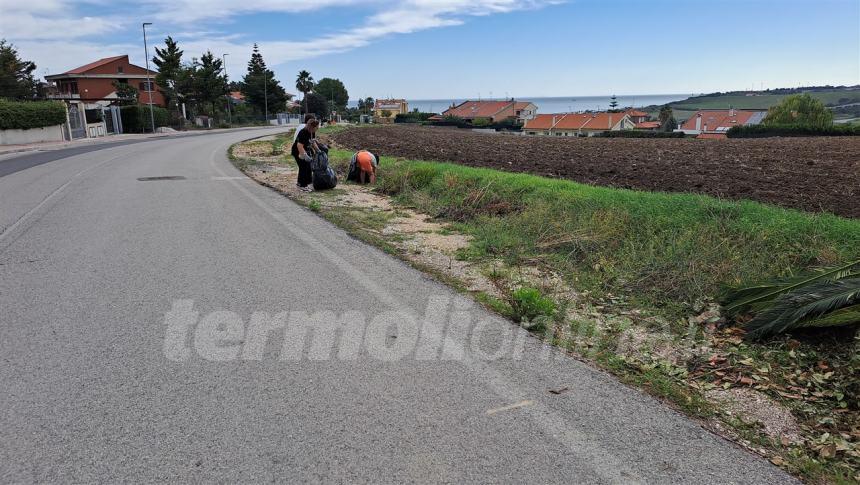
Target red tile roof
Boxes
[625,109,649,117]
[680,110,763,132]
[229,91,244,100]
[635,121,661,129]
[65,55,129,74]
[524,112,629,131]
[443,101,514,119]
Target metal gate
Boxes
[102,106,122,134]
[68,104,86,139]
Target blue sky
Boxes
[2,0,858,99]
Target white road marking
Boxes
[486,400,535,415]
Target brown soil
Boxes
[328,125,860,218]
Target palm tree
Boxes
[295,70,314,114]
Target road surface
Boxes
[0,128,794,483]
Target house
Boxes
[523,112,635,136]
[45,55,166,139]
[634,121,662,131]
[373,99,409,123]
[676,109,767,139]
[46,55,166,107]
[229,91,245,105]
[442,100,537,124]
[624,109,650,124]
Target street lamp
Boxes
[222,53,232,126]
[142,22,156,134]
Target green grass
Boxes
[348,150,859,316]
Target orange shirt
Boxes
[356,151,375,172]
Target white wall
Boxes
[0,125,65,145]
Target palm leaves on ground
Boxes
[721,260,860,338]
[722,260,860,316]
[743,278,860,338]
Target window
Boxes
[139,81,154,92]
[117,66,124,74]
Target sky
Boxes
[1,0,858,100]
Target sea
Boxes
[349,94,692,114]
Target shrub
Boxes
[726,124,860,138]
[0,99,67,130]
[471,117,492,127]
[509,287,557,325]
[599,130,686,138]
[120,105,170,133]
[394,112,435,123]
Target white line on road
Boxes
[486,400,535,415]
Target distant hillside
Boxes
[645,86,860,122]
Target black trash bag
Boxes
[311,149,337,190]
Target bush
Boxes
[120,105,169,133]
[599,130,686,138]
[0,99,67,130]
[509,287,557,325]
[394,112,435,123]
[726,124,860,138]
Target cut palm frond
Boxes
[744,278,860,338]
[721,260,860,317]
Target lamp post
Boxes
[222,53,232,126]
[142,22,156,133]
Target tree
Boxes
[152,36,183,110]
[764,94,833,128]
[240,44,289,118]
[357,97,375,114]
[658,106,677,131]
[608,94,619,112]
[112,81,139,105]
[193,51,227,117]
[314,77,349,111]
[303,92,329,119]
[295,70,314,114]
[0,40,38,100]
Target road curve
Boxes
[0,129,795,483]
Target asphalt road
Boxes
[0,129,795,483]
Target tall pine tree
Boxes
[152,36,184,110]
[240,44,289,117]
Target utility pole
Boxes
[263,71,268,123]
[142,22,156,133]
[222,53,232,126]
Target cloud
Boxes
[3,0,562,78]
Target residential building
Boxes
[523,112,635,136]
[624,109,650,124]
[675,109,767,139]
[634,121,662,131]
[46,55,166,107]
[45,55,165,139]
[373,99,409,123]
[441,100,537,124]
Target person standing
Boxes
[293,113,316,143]
[291,118,320,192]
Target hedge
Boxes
[0,99,67,130]
[726,124,860,138]
[394,112,435,123]
[598,130,685,138]
[119,105,170,133]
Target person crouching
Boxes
[291,118,320,192]
[349,150,378,184]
